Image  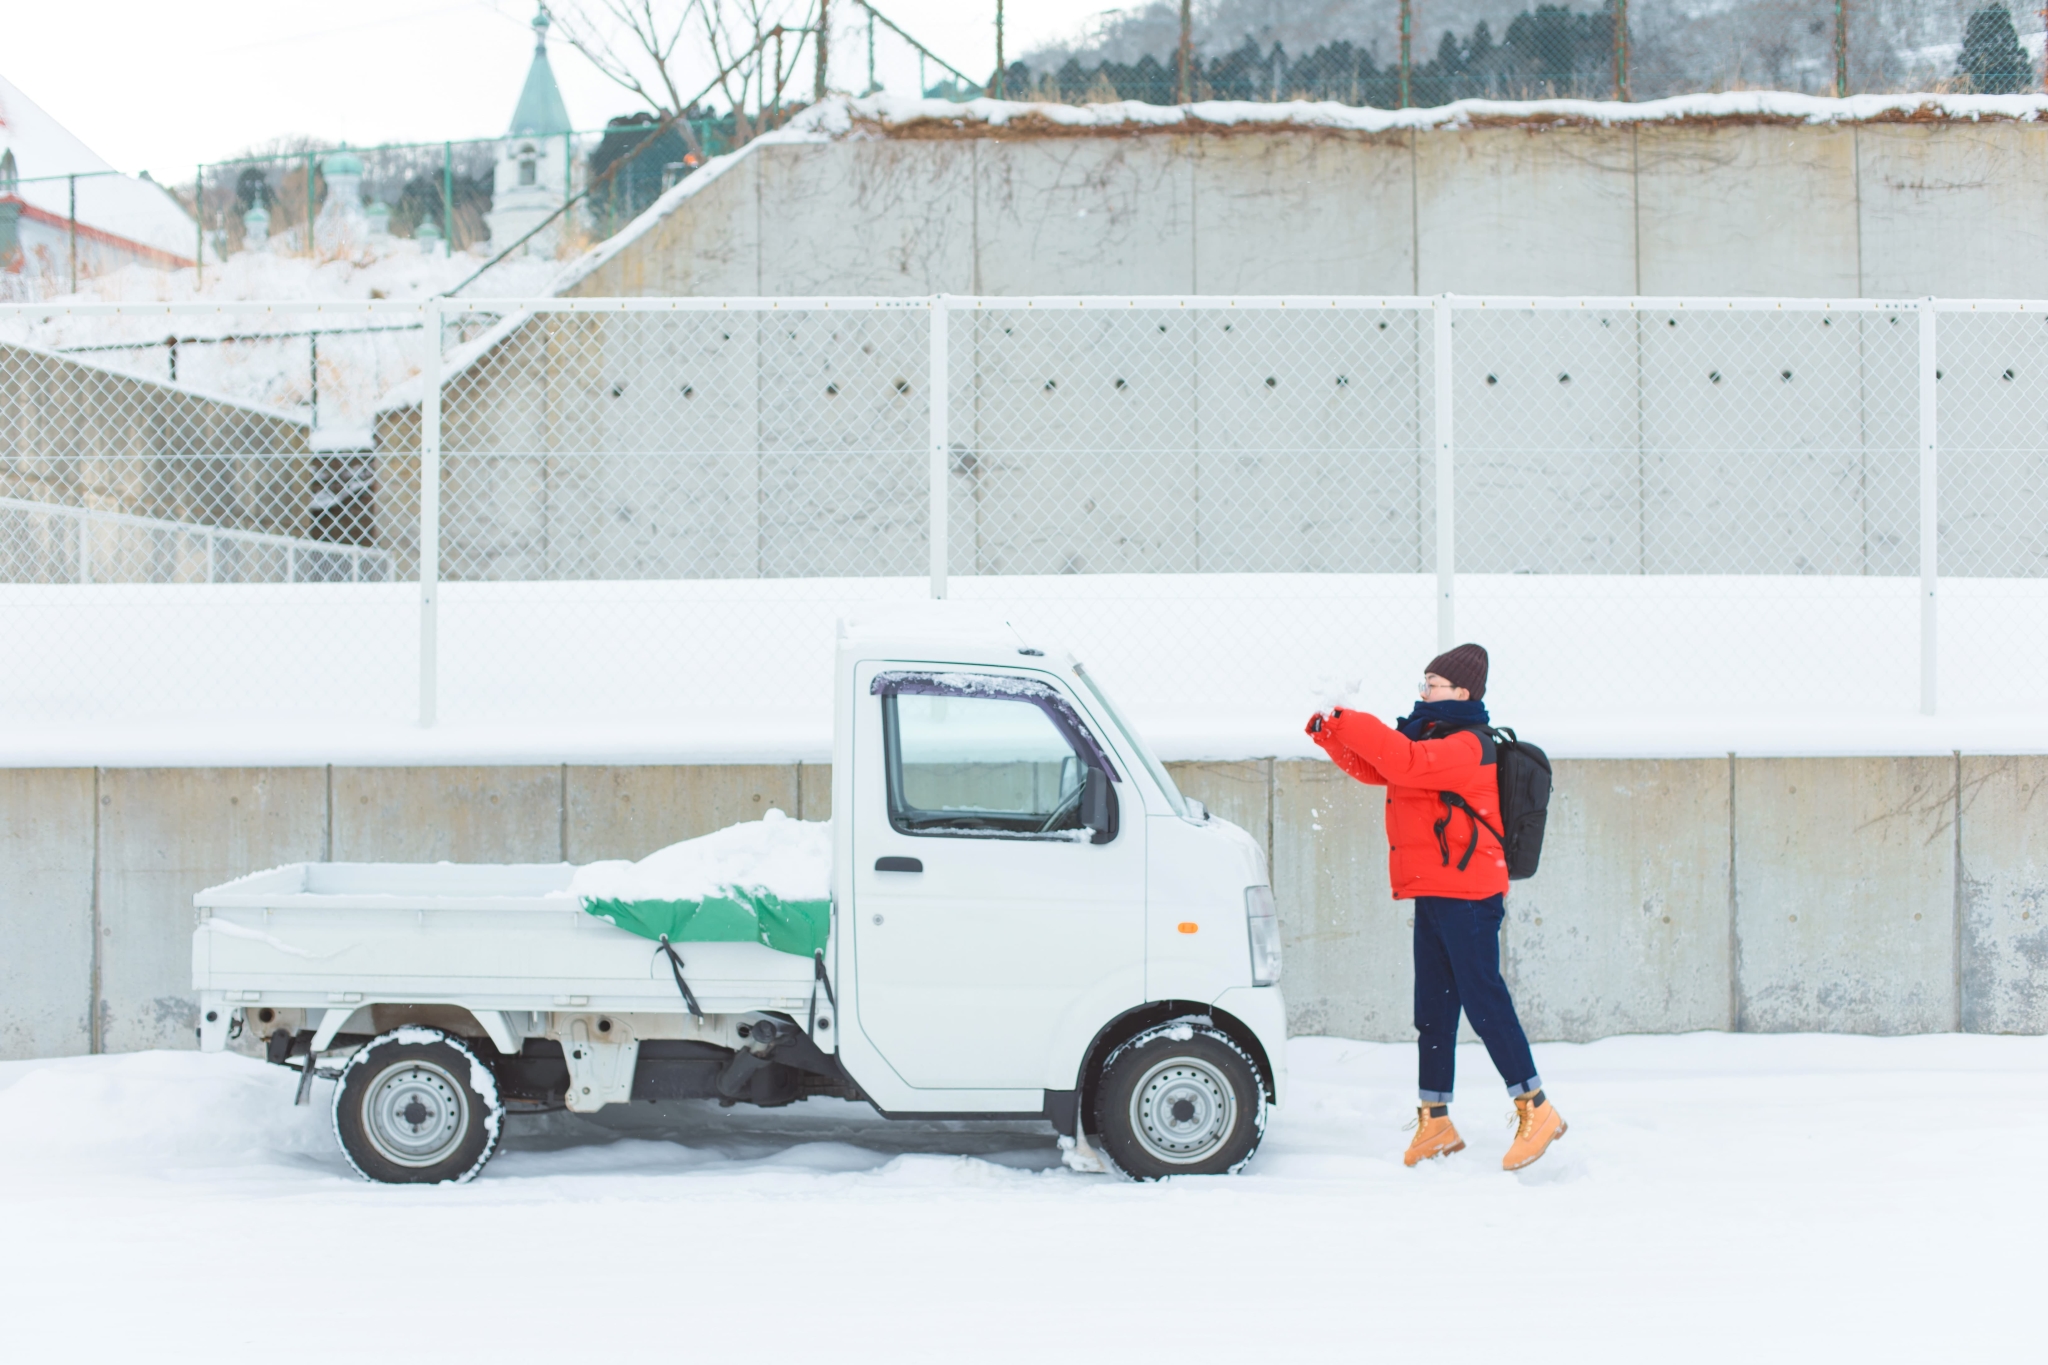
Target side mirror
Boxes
[1082,766,1116,844]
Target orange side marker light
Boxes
[1177,921,1199,934]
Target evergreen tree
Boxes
[1437,30,1466,73]
[1003,3,1637,110]
[1957,7,2034,94]
[1468,22,1496,68]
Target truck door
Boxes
[851,666,1146,1092]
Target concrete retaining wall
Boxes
[570,123,2048,300]
[1,341,317,579]
[359,121,2048,585]
[4,754,2041,1059]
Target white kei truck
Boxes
[193,618,1287,1183]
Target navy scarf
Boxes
[1395,697,1490,740]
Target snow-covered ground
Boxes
[0,1033,2037,1359]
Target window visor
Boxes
[870,671,1123,781]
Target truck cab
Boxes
[194,617,1287,1182]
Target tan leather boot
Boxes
[1503,1090,1567,1170]
[1403,1104,1465,1166]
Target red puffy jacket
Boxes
[1310,708,1508,901]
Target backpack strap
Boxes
[1423,719,1497,764]
[1423,723,1505,872]
[1437,791,1506,872]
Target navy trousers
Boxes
[1412,893,1541,1103]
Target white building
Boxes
[484,7,575,258]
[0,70,205,289]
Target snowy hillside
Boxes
[0,244,562,438]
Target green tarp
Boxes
[583,887,830,959]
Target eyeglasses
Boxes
[1418,679,1461,696]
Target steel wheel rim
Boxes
[362,1059,471,1169]
[1128,1055,1237,1165]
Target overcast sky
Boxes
[7,1,1117,179]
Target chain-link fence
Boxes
[937,300,1439,733]
[0,310,421,724]
[414,299,934,723]
[3,294,2043,738]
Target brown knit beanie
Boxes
[1424,643,1489,701]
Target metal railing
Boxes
[0,497,394,585]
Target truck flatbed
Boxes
[195,862,817,1048]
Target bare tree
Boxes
[550,0,819,151]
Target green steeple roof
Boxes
[509,6,572,137]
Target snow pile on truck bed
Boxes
[567,808,831,904]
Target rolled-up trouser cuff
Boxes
[1506,1075,1543,1098]
[1418,1088,1455,1105]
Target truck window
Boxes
[883,691,1091,837]
[1074,662,1186,818]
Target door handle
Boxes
[874,856,922,873]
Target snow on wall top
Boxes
[815,88,2048,136]
[0,333,309,428]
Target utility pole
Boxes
[1834,0,1849,97]
[995,1,1006,98]
[1613,0,1630,100]
[1177,0,1193,103]
[1399,0,1413,107]
[67,174,77,292]
[815,0,830,101]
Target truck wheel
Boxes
[1094,1019,1267,1180]
[333,1029,504,1184]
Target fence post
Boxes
[928,296,949,599]
[1398,0,1414,107]
[1918,299,1938,715]
[1433,295,1455,649]
[419,300,442,726]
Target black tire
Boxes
[1094,1019,1267,1180]
[333,1029,504,1184]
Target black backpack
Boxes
[1432,725,1552,881]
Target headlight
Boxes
[1245,885,1282,987]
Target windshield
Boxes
[1073,662,1186,818]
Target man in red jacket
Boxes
[1307,643,1567,1171]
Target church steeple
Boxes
[509,4,573,138]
